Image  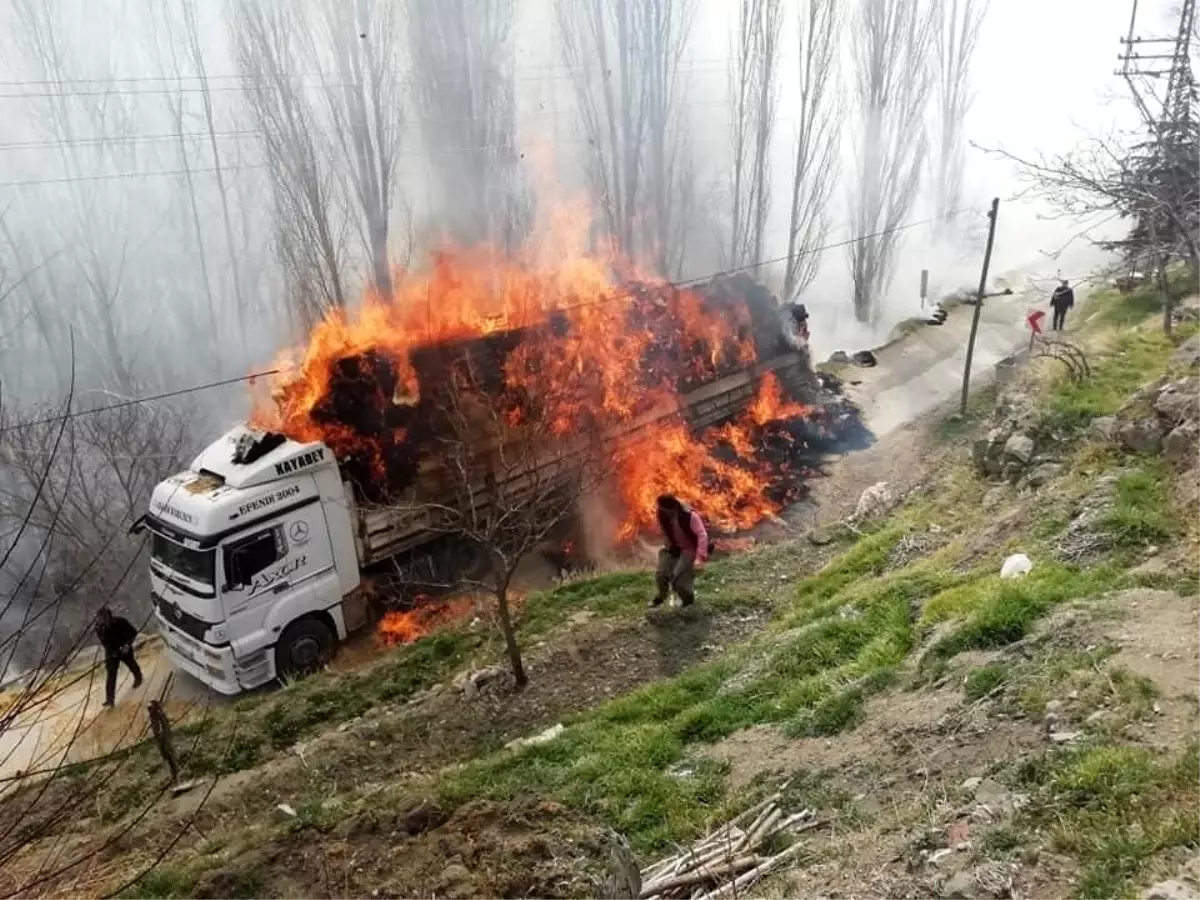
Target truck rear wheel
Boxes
[275,618,333,681]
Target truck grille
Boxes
[153,593,225,646]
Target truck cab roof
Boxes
[146,425,336,544]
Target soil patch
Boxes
[229,798,606,899]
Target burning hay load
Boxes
[252,237,869,551]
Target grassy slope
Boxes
[27,280,1198,899]
[431,282,1199,894]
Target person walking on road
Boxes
[1051,279,1075,331]
[95,607,143,707]
[651,494,710,609]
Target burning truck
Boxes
[136,253,866,696]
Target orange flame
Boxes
[252,198,815,549]
[377,595,476,646]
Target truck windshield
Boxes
[151,533,215,592]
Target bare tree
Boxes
[308,0,404,298]
[726,0,783,271]
[982,128,1199,327]
[931,0,987,227]
[558,0,698,276]
[408,0,531,251]
[0,402,188,664]
[234,0,405,326]
[177,0,251,334]
[846,0,936,324]
[0,389,234,900]
[420,358,611,687]
[782,0,842,303]
[7,0,142,393]
[142,2,221,365]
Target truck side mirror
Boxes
[129,514,147,536]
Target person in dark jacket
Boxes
[652,495,710,608]
[95,607,142,707]
[1050,279,1075,331]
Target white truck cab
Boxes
[139,426,367,694]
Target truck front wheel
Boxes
[275,618,334,681]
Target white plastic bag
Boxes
[1000,553,1033,579]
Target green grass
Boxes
[1040,330,1178,436]
[1099,463,1180,551]
[119,866,196,900]
[1018,744,1200,899]
[920,564,1126,672]
[436,536,957,854]
[1091,287,1170,329]
[964,663,1010,701]
[934,383,999,442]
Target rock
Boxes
[1153,377,1199,426]
[1184,855,1200,881]
[1002,433,1035,465]
[1087,709,1109,725]
[807,526,836,546]
[457,664,512,700]
[1144,879,1196,900]
[506,723,566,751]
[1117,418,1164,454]
[1170,333,1200,369]
[941,863,1015,899]
[275,803,297,821]
[1120,376,1169,416]
[1088,415,1119,442]
[973,779,1009,809]
[436,868,472,900]
[1164,421,1199,466]
[1049,730,1082,744]
[1026,462,1064,487]
[960,776,983,793]
[982,486,1009,511]
[928,847,956,865]
[972,438,992,471]
[1043,711,1061,734]
[401,801,448,835]
[854,481,895,519]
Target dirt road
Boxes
[0,639,207,789]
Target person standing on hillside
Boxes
[652,494,710,609]
[1050,279,1075,331]
[95,607,143,707]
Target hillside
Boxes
[2,279,1197,900]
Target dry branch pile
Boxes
[637,795,822,899]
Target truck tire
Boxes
[275,617,333,680]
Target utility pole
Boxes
[960,198,1000,416]
[1117,0,1198,303]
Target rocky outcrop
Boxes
[1170,333,1200,369]
[1097,374,1198,469]
[971,392,1064,487]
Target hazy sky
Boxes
[0,0,1172,383]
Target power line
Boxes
[0,206,981,436]
[0,370,282,434]
[0,104,795,186]
[0,57,733,89]
[0,163,269,188]
[0,63,732,99]
[0,129,260,152]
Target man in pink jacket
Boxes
[652,494,710,608]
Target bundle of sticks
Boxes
[637,794,823,900]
